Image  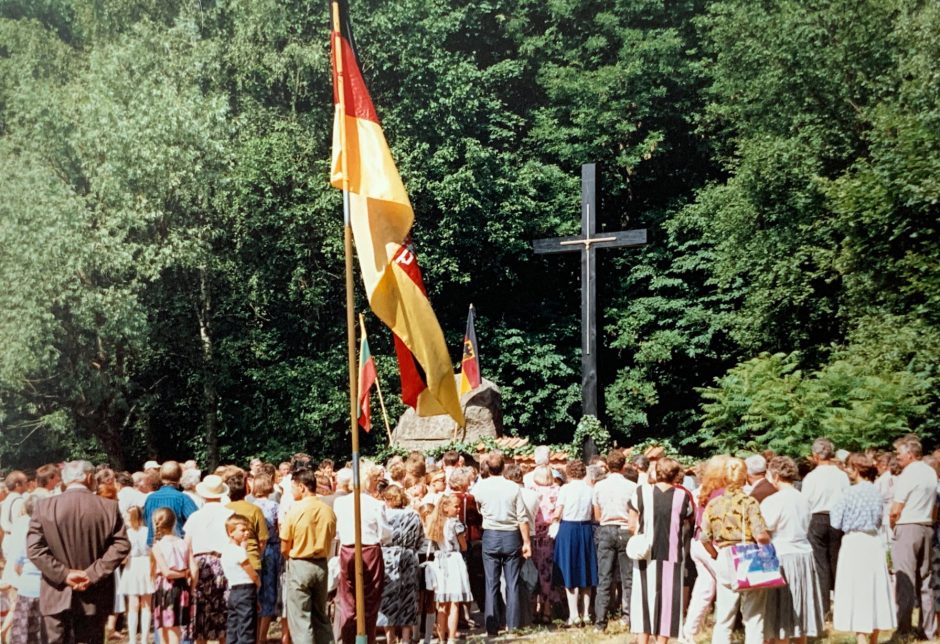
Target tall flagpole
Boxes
[332,2,368,641]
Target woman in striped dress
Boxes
[627,457,693,642]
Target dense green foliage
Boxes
[1,0,937,468]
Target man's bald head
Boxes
[160,461,182,485]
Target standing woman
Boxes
[700,457,771,644]
[250,473,282,644]
[682,455,729,642]
[530,465,560,623]
[551,460,597,626]
[377,485,424,644]
[96,468,126,640]
[831,453,896,644]
[760,456,824,643]
[628,457,693,644]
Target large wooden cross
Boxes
[533,163,647,456]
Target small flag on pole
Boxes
[358,315,378,432]
[459,305,481,395]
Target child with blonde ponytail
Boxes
[425,495,473,644]
[119,506,154,644]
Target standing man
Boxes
[225,469,269,577]
[142,461,199,545]
[890,436,938,640]
[281,468,337,644]
[745,455,777,503]
[26,460,130,643]
[471,452,532,637]
[801,437,849,617]
[592,449,636,633]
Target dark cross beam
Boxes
[533,163,647,458]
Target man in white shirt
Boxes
[801,437,849,616]
[890,436,937,640]
[333,461,392,644]
[472,452,532,637]
[592,449,636,632]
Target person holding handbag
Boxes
[700,457,772,644]
[626,457,693,644]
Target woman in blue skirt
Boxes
[551,460,598,626]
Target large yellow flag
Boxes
[330,4,464,427]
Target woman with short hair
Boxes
[628,457,694,644]
[378,485,423,644]
[831,453,896,644]
[761,456,823,643]
[551,460,597,626]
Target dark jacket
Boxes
[27,486,130,616]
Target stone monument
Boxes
[392,375,502,451]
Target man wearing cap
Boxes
[27,460,130,643]
[142,461,199,546]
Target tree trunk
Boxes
[197,267,220,470]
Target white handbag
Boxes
[547,521,560,540]
[626,484,654,560]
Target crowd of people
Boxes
[0,434,939,644]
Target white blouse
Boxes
[557,479,594,522]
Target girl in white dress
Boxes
[118,506,155,644]
[425,495,473,644]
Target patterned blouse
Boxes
[830,480,883,533]
[700,489,768,548]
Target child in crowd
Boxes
[119,506,154,644]
[151,508,191,644]
[221,514,260,644]
[425,495,473,644]
[9,496,42,644]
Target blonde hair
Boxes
[127,505,144,530]
[425,494,458,544]
[152,507,176,541]
[723,458,748,491]
[697,454,731,502]
[225,513,250,536]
